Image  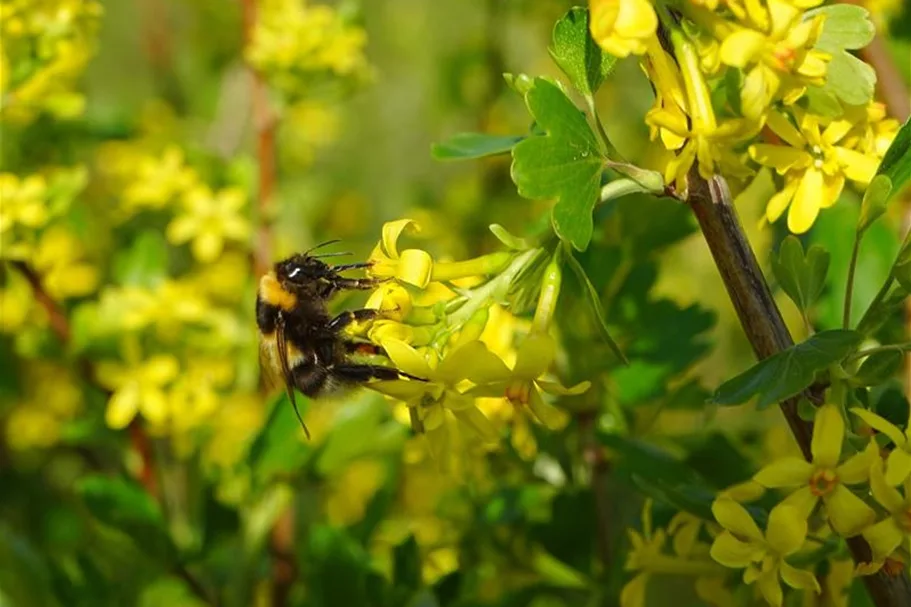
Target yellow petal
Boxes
[753,457,813,487]
[850,408,907,447]
[105,384,139,429]
[741,64,778,121]
[145,356,180,384]
[862,518,904,563]
[139,390,169,426]
[757,568,784,607]
[779,562,821,593]
[513,333,557,379]
[193,231,223,263]
[166,216,196,244]
[451,404,498,443]
[765,504,806,555]
[834,147,878,184]
[836,442,877,484]
[535,379,591,396]
[787,167,823,234]
[712,498,763,541]
[397,249,433,288]
[766,178,798,224]
[381,219,418,259]
[381,338,434,379]
[527,387,569,430]
[885,448,911,486]
[719,30,766,68]
[710,531,761,568]
[620,572,649,607]
[869,459,905,513]
[749,144,810,174]
[822,120,853,146]
[766,110,806,149]
[436,340,503,385]
[780,486,818,519]
[614,0,658,39]
[811,404,844,468]
[819,172,845,209]
[823,485,877,537]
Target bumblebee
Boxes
[256,240,422,437]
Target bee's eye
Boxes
[287,267,302,279]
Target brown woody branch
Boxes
[686,168,911,607]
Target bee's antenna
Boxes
[313,251,353,258]
[305,239,342,255]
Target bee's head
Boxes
[275,254,331,289]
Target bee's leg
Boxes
[331,277,381,291]
[291,361,331,398]
[344,341,385,356]
[328,309,379,332]
[331,262,372,273]
[331,364,426,383]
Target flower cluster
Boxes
[589,0,899,233]
[0,0,102,124]
[245,0,371,100]
[352,219,589,467]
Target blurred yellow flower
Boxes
[325,459,387,526]
[710,499,819,606]
[123,146,198,211]
[860,459,911,571]
[750,109,879,233]
[169,359,234,432]
[31,225,98,299]
[752,404,877,536]
[96,341,180,430]
[0,173,49,252]
[589,0,657,57]
[167,185,250,263]
[852,406,911,486]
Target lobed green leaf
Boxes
[771,235,830,315]
[711,329,863,408]
[549,7,617,98]
[510,78,604,251]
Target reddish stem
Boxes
[11,261,71,343]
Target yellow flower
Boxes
[622,501,726,607]
[96,341,180,429]
[203,393,264,470]
[368,339,502,465]
[123,146,198,211]
[752,404,877,536]
[642,36,758,190]
[167,185,250,263]
[368,219,434,288]
[466,333,586,458]
[0,270,34,333]
[31,225,98,299]
[750,108,880,233]
[820,560,854,607]
[859,458,911,569]
[325,459,387,526]
[719,0,830,119]
[169,359,233,432]
[710,499,820,606]
[851,406,911,486]
[589,0,658,58]
[0,173,48,235]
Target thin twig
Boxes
[686,167,911,607]
[844,236,861,329]
[241,1,295,604]
[9,260,215,605]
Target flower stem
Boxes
[685,166,911,607]
[431,251,513,281]
[844,235,861,329]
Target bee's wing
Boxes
[275,313,310,439]
[258,333,284,392]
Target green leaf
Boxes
[247,393,311,484]
[771,235,830,314]
[511,78,604,251]
[807,5,875,51]
[857,174,893,233]
[393,536,422,592]
[112,230,169,288]
[803,86,842,118]
[431,133,524,161]
[563,249,626,362]
[876,116,911,200]
[599,433,704,486]
[76,476,176,565]
[549,7,617,98]
[305,525,371,607]
[820,50,876,106]
[711,329,863,408]
[854,350,903,386]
